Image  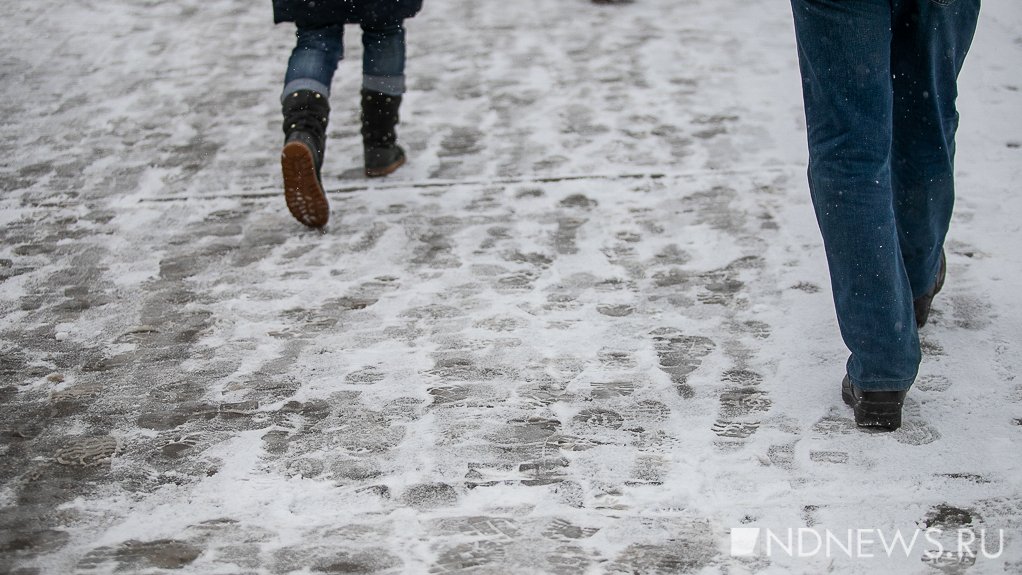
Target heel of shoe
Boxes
[853,401,903,430]
[364,146,406,178]
[282,141,329,228]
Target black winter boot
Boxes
[281,89,330,228]
[841,376,907,431]
[360,89,406,178]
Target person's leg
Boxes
[790,0,920,393]
[890,0,980,306]
[360,21,407,177]
[361,21,406,95]
[280,25,344,228]
[283,25,345,100]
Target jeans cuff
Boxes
[848,375,915,392]
[363,74,405,96]
[281,79,331,103]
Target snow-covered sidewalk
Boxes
[1,0,1020,573]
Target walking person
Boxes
[273,0,423,228]
[789,0,980,430]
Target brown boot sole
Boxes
[282,141,329,228]
[365,154,406,178]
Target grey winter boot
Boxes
[281,89,330,228]
[360,89,406,178]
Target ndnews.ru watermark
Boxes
[730,527,1006,560]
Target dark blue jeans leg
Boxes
[791,0,919,391]
[361,22,406,95]
[891,0,980,296]
[283,25,344,100]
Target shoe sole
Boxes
[842,378,903,431]
[282,141,329,228]
[365,154,406,178]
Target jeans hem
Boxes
[282,79,331,103]
[848,375,915,393]
[363,75,406,96]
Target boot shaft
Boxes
[360,89,402,149]
[282,90,330,173]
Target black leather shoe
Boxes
[914,249,946,328]
[841,376,907,431]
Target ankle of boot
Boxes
[285,132,325,177]
[364,144,404,168]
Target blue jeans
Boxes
[790,0,979,391]
[282,22,407,101]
